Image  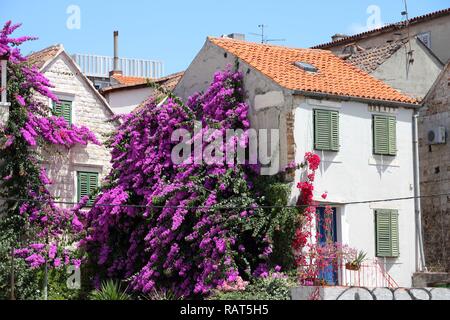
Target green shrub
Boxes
[142,288,183,300]
[89,280,130,300]
[0,230,41,300]
[210,275,294,300]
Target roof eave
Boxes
[291,90,419,109]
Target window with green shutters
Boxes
[373,115,396,156]
[375,209,399,258]
[53,100,72,125]
[77,172,99,206]
[314,109,339,151]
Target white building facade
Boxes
[175,37,420,287]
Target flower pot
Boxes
[345,262,360,271]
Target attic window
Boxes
[294,61,318,73]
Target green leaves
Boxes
[89,280,130,300]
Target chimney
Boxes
[226,33,246,41]
[110,31,122,76]
[331,33,348,42]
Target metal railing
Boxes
[72,54,164,79]
[299,258,399,288]
[337,259,399,288]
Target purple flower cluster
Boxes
[82,68,271,297]
[0,21,99,270]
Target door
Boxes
[317,207,338,285]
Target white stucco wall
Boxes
[104,86,154,114]
[291,97,416,287]
[39,53,118,207]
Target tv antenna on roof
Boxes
[249,24,286,44]
[400,0,415,69]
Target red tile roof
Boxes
[133,72,185,112]
[101,71,184,94]
[209,37,417,104]
[312,8,450,49]
[111,74,149,85]
[343,39,407,74]
[27,44,63,69]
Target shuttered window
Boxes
[373,115,396,156]
[53,100,72,125]
[375,209,399,258]
[314,109,339,151]
[77,172,99,206]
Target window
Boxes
[375,209,399,258]
[417,32,431,49]
[53,100,72,125]
[373,115,396,156]
[314,109,339,151]
[77,171,99,206]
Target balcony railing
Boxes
[298,259,399,288]
[72,54,164,79]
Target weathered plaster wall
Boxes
[419,64,450,271]
[39,53,117,207]
[371,39,443,100]
[291,285,450,300]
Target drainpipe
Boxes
[412,110,426,271]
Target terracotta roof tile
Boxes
[132,72,185,113]
[343,40,406,73]
[27,45,62,69]
[111,74,149,85]
[210,37,417,104]
[313,7,450,49]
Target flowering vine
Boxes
[292,153,356,288]
[80,67,292,298]
[0,21,99,280]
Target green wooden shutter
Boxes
[375,209,399,257]
[77,172,98,206]
[373,115,396,156]
[314,109,339,151]
[53,100,72,125]
[388,116,397,156]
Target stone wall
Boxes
[419,64,450,271]
[38,52,118,207]
[291,286,450,300]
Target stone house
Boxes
[27,45,119,207]
[418,62,450,271]
[175,37,421,287]
[340,37,443,101]
[313,8,450,65]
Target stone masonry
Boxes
[37,52,118,207]
[419,64,450,271]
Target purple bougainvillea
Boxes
[0,21,99,270]
[82,68,274,297]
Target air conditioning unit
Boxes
[428,127,446,145]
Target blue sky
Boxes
[1,0,449,75]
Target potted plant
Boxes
[345,250,367,271]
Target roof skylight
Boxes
[294,61,318,73]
